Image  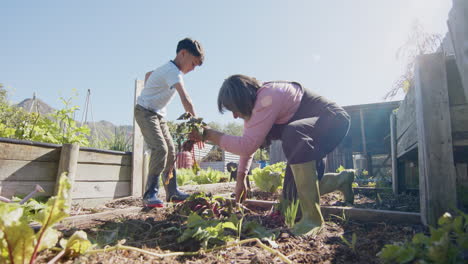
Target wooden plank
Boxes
[0,181,56,197]
[78,150,131,166]
[450,104,468,133]
[0,142,60,162]
[60,207,142,227]
[132,79,144,197]
[456,163,468,189]
[447,0,468,100]
[71,181,131,199]
[56,143,80,205]
[396,122,418,158]
[396,85,416,139]
[76,163,131,181]
[71,197,127,208]
[237,199,421,224]
[446,56,467,106]
[414,53,457,226]
[0,160,57,181]
[321,206,421,225]
[390,112,399,194]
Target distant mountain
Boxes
[16,98,133,143]
[17,98,55,116]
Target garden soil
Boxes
[41,183,422,263]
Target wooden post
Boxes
[143,151,149,194]
[56,143,80,204]
[390,111,399,194]
[414,53,457,226]
[132,79,144,197]
[359,109,367,155]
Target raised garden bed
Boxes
[39,198,423,264]
[30,182,426,263]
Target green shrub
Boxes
[378,212,468,264]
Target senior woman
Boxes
[197,74,354,235]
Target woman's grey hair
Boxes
[217,74,262,117]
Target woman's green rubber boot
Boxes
[290,161,324,236]
[319,169,355,204]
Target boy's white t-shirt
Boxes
[137,61,184,117]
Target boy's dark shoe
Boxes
[143,174,164,208]
[143,195,164,208]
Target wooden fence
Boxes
[391,54,468,225]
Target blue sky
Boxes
[1,0,452,126]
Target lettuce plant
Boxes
[252,162,286,193]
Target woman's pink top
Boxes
[219,82,303,175]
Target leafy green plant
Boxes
[174,112,206,150]
[378,212,468,264]
[0,174,92,263]
[284,199,300,228]
[94,127,131,151]
[193,168,228,185]
[252,162,286,193]
[277,198,299,228]
[175,192,233,218]
[341,233,357,253]
[0,89,90,146]
[336,165,346,173]
[176,193,276,250]
[49,96,90,145]
[177,212,238,248]
[176,168,197,186]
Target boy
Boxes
[134,38,204,207]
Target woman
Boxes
[195,74,354,235]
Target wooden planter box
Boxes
[0,138,132,206]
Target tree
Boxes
[0,84,6,104]
[207,121,223,131]
[223,122,243,136]
[384,21,442,99]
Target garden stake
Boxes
[19,184,45,205]
[0,195,11,203]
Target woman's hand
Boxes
[235,172,249,203]
[188,126,209,142]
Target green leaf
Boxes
[377,244,401,262]
[438,212,453,226]
[427,233,450,263]
[252,162,286,193]
[396,245,417,263]
[0,203,35,263]
[36,175,71,227]
[220,221,237,231]
[412,233,430,245]
[37,228,60,252]
[242,221,275,240]
[61,231,92,256]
